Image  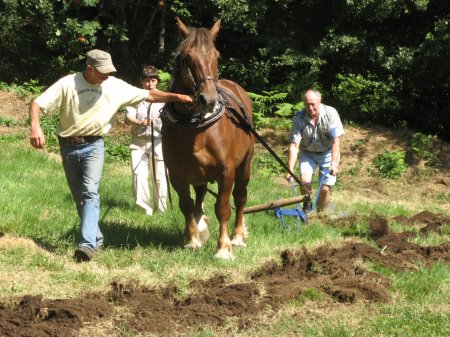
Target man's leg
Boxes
[60,139,104,259]
[79,139,104,250]
[60,144,83,218]
[299,151,317,212]
[317,151,336,212]
[317,184,331,212]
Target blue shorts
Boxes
[299,150,336,186]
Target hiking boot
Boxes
[74,245,94,262]
[303,196,313,214]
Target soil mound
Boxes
[0,212,448,336]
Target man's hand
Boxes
[30,126,46,149]
[330,164,339,176]
[179,94,193,103]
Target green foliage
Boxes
[332,73,401,124]
[40,112,60,152]
[156,70,172,91]
[436,193,450,205]
[248,90,303,129]
[0,80,45,98]
[0,134,24,143]
[344,163,363,177]
[350,138,367,151]
[104,133,131,163]
[252,151,285,178]
[104,143,129,163]
[0,116,21,127]
[394,262,450,303]
[368,150,407,179]
[0,0,449,139]
[411,132,439,167]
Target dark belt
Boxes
[58,135,102,145]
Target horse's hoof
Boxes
[185,238,202,250]
[197,216,210,243]
[231,236,247,248]
[242,220,249,240]
[214,249,235,260]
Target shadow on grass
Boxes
[98,197,185,250]
[99,219,185,250]
[29,196,185,253]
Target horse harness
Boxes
[160,85,253,130]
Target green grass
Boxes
[0,135,449,336]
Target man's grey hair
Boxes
[304,89,322,100]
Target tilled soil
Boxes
[0,211,449,337]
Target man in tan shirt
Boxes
[29,49,192,262]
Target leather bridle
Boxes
[178,54,218,107]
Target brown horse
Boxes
[161,18,255,260]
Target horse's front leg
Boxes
[214,175,234,260]
[193,184,210,243]
[173,182,201,249]
[231,155,252,247]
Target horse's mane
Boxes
[179,27,216,53]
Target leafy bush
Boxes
[252,151,285,178]
[104,132,131,163]
[350,138,367,151]
[368,150,407,179]
[40,112,60,152]
[248,90,303,129]
[0,116,21,127]
[105,142,130,163]
[331,73,400,124]
[344,163,363,177]
[0,80,45,98]
[411,133,439,167]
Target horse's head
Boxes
[174,17,221,114]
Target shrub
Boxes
[40,112,60,153]
[368,150,407,179]
[248,90,303,129]
[331,73,400,124]
[411,132,439,167]
[0,116,21,127]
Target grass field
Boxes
[0,104,449,336]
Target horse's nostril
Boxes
[198,95,207,106]
[198,92,218,108]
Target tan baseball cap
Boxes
[86,49,117,74]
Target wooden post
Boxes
[243,195,307,214]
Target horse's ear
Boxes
[176,16,190,38]
[210,19,221,40]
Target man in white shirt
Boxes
[287,89,344,213]
[29,49,192,261]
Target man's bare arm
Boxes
[29,101,46,149]
[146,89,192,103]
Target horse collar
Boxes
[161,98,225,129]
